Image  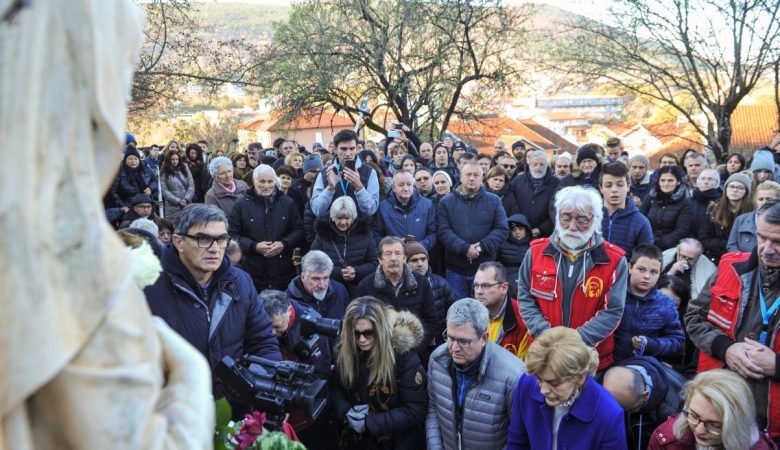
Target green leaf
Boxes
[215,398,233,428]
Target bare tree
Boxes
[546,0,780,161]
[132,0,263,112]
[254,0,531,140]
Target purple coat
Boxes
[506,374,628,450]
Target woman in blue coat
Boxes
[506,327,627,450]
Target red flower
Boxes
[235,432,257,450]
[241,411,266,437]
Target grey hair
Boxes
[672,369,759,449]
[554,186,604,233]
[432,170,453,187]
[252,164,280,188]
[173,204,228,235]
[301,250,334,275]
[699,168,721,185]
[329,196,358,222]
[525,150,547,164]
[756,197,780,226]
[259,290,290,318]
[208,156,233,177]
[685,152,707,163]
[477,261,507,284]
[678,237,704,254]
[129,218,158,236]
[446,298,489,337]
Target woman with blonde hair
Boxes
[647,369,774,449]
[330,296,427,450]
[506,327,627,449]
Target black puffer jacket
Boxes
[689,187,721,238]
[228,187,304,291]
[425,268,455,345]
[698,202,730,264]
[507,170,559,237]
[356,265,439,351]
[499,214,532,285]
[487,183,518,217]
[330,310,427,450]
[640,185,693,250]
[311,214,378,290]
[108,161,157,208]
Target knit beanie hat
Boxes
[405,241,428,260]
[124,146,141,162]
[577,147,599,165]
[303,153,324,174]
[725,172,753,196]
[511,140,526,151]
[126,132,137,145]
[558,152,573,161]
[629,154,650,169]
[130,193,154,206]
[750,149,775,174]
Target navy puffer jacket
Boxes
[614,288,684,362]
[601,200,654,260]
[374,190,437,251]
[425,268,455,345]
[437,186,509,275]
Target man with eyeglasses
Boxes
[517,185,628,371]
[661,238,716,301]
[473,262,529,359]
[426,298,524,450]
[414,167,436,199]
[145,204,281,400]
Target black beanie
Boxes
[576,147,599,165]
[124,146,142,162]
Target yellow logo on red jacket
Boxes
[585,276,604,298]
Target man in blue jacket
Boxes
[373,171,437,251]
[145,204,281,397]
[600,161,654,260]
[438,161,509,299]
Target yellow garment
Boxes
[488,315,531,359]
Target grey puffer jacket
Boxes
[425,342,524,450]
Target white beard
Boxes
[312,289,327,301]
[530,169,545,179]
[558,223,598,250]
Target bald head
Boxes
[603,366,648,413]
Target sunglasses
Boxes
[354,329,376,339]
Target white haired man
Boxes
[517,185,628,371]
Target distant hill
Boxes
[190,2,585,43]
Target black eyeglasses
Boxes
[501,164,517,170]
[442,330,477,348]
[179,233,231,249]
[354,329,376,339]
[681,409,722,435]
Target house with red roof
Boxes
[237,110,354,149]
[446,114,577,156]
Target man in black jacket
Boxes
[145,204,281,396]
[406,241,454,347]
[356,236,439,353]
[507,150,559,238]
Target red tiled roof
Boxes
[729,104,779,154]
[520,119,578,153]
[447,116,559,154]
[237,111,354,132]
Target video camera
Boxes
[294,311,341,361]
[216,355,329,430]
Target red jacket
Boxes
[696,251,780,438]
[648,414,777,449]
[496,298,530,359]
[527,238,625,370]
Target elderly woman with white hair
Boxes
[647,369,775,449]
[204,156,249,216]
[311,196,377,292]
[228,164,304,290]
[517,185,628,371]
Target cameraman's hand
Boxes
[342,167,364,191]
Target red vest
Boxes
[527,238,625,370]
[697,251,780,438]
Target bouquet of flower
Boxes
[214,399,307,450]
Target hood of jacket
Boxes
[616,356,671,416]
[287,276,336,305]
[388,308,424,355]
[649,183,687,203]
[692,186,722,204]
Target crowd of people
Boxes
[106,127,780,450]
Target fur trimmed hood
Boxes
[388,308,424,355]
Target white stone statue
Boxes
[0,0,214,448]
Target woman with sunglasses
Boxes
[331,296,427,450]
[648,369,774,449]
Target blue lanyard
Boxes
[758,275,780,345]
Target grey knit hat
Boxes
[750,150,775,174]
[629,154,650,168]
[303,153,324,174]
[725,172,753,196]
